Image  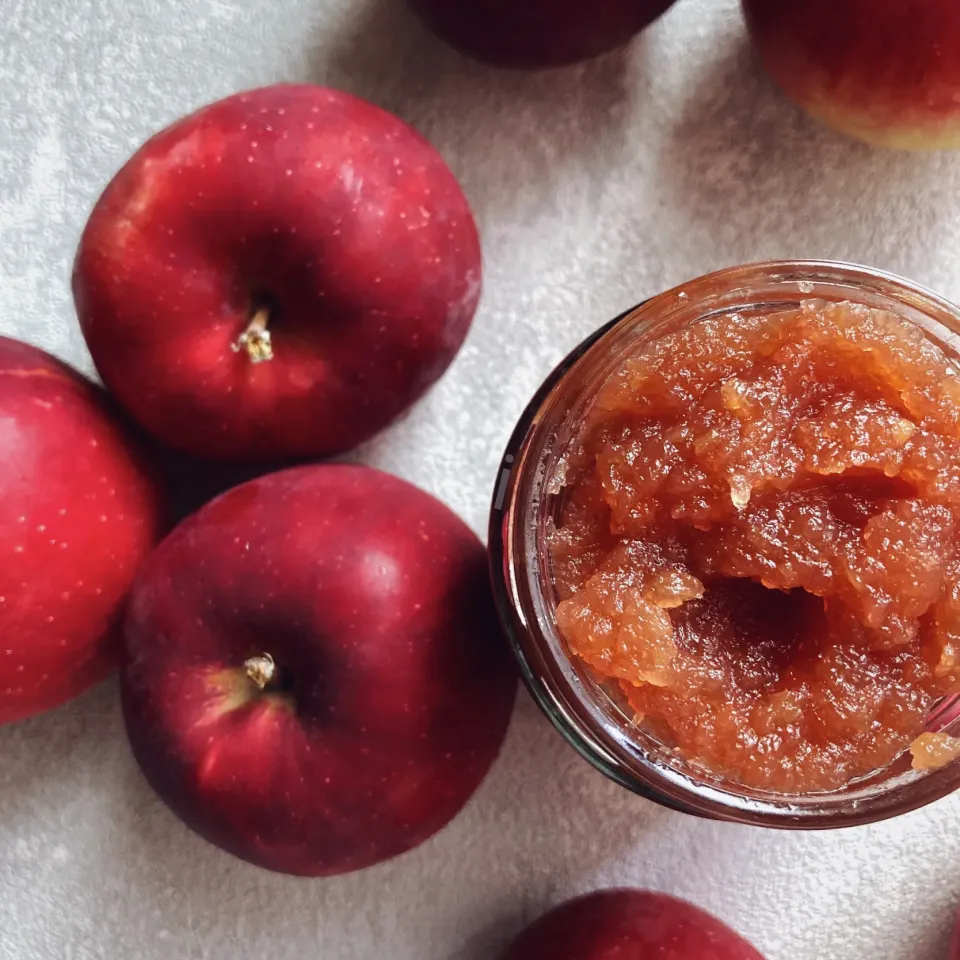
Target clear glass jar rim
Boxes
[490,260,960,829]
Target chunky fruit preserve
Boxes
[549,300,960,793]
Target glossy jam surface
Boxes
[550,301,960,792]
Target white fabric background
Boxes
[2,0,959,957]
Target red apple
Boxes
[500,889,766,960]
[72,84,482,463]
[0,337,164,725]
[407,0,677,68]
[121,464,516,876]
[743,0,960,150]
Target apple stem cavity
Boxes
[232,307,274,364]
[244,653,277,689]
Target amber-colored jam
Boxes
[550,301,960,792]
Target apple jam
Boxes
[549,300,960,793]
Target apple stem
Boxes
[232,307,274,364]
[244,653,276,690]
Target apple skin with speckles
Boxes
[121,464,516,876]
[0,337,165,725]
[499,890,766,960]
[72,84,482,463]
[406,0,678,68]
[743,0,960,150]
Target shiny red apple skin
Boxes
[0,337,165,725]
[407,0,677,68]
[121,464,517,876]
[73,84,482,463]
[743,0,960,150]
[500,889,766,960]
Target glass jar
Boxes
[489,260,960,828]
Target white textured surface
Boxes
[1,0,960,957]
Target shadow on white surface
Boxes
[0,680,671,958]
[314,0,642,232]
[656,30,956,279]
[0,676,121,811]
[3,672,955,960]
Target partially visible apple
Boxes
[0,337,164,725]
[951,905,960,960]
[73,84,482,462]
[121,464,516,876]
[499,889,766,960]
[406,0,678,68]
[743,0,960,150]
